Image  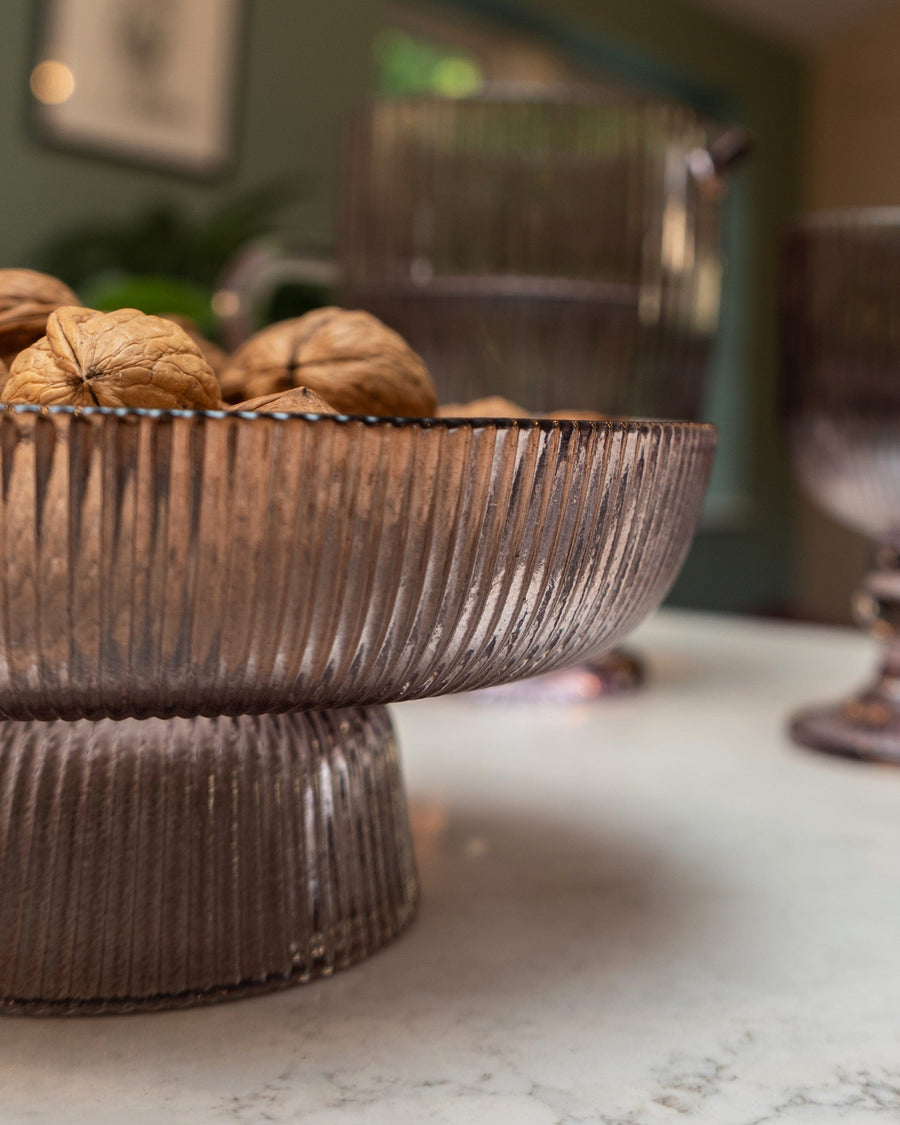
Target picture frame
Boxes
[30,0,244,179]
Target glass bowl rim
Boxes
[0,402,717,438]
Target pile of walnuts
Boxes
[0,269,605,421]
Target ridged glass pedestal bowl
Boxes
[0,405,714,1012]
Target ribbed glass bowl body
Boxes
[0,406,715,722]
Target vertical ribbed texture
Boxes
[339,96,722,420]
[0,408,713,1011]
[0,410,715,721]
[0,707,416,1013]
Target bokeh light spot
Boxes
[432,57,483,98]
[30,60,75,105]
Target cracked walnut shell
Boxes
[1,306,223,410]
[163,313,229,376]
[218,307,438,417]
[230,386,338,415]
[0,268,80,356]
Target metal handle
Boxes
[687,127,753,199]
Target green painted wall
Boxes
[0,0,380,265]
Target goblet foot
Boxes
[790,546,900,764]
[790,690,900,764]
[0,707,417,1014]
[583,649,645,695]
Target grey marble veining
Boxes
[1,611,899,1122]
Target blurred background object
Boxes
[31,0,244,177]
[335,84,740,700]
[338,90,733,423]
[215,238,338,349]
[33,179,302,336]
[781,210,900,761]
[7,0,900,621]
[794,1,900,625]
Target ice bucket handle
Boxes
[687,127,753,198]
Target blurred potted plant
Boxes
[30,178,305,341]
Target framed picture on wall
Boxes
[30,0,244,178]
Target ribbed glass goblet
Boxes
[782,209,900,762]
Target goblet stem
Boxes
[791,542,900,762]
[0,707,417,1014]
[853,542,900,643]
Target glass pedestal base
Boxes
[790,549,900,765]
[790,691,900,764]
[0,707,417,1014]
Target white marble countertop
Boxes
[4,609,900,1123]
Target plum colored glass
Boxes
[339,91,730,420]
[339,90,740,699]
[0,405,713,1011]
[782,210,900,762]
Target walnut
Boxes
[437,399,611,421]
[218,307,438,417]
[163,313,229,375]
[1,306,223,410]
[0,269,80,356]
[230,386,337,415]
[545,408,611,421]
[438,396,532,418]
